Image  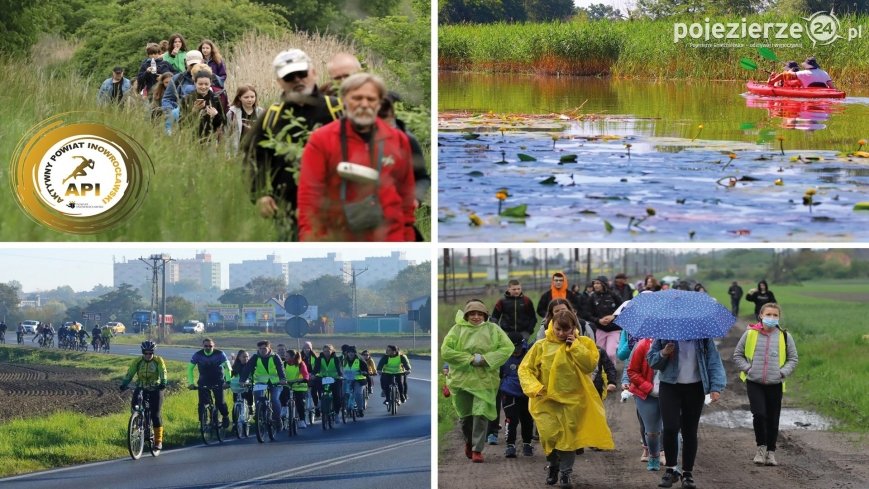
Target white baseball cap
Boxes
[185,50,204,66]
[273,49,310,78]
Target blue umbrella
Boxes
[613,290,736,340]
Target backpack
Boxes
[261,96,344,134]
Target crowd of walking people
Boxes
[96,33,429,242]
[441,273,798,488]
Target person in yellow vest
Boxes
[733,303,798,467]
[342,346,369,417]
[281,349,310,428]
[360,349,378,395]
[312,344,344,418]
[441,300,513,464]
[239,340,287,425]
[377,344,412,405]
[120,341,168,450]
[100,324,114,351]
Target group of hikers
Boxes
[441,272,798,489]
[766,56,836,89]
[97,33,429,242]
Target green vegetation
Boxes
[0,348,205,477]
[437,373,457,451]
[439,16,869,85]
[437,280,869,433]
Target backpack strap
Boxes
[325,96,343,120]
[262,102,284,133]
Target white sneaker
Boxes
[753,445,767,465]
[299,420,307,429]
[765,451,778,466]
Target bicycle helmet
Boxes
[141,340,157,352]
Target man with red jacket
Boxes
[297,73,415,241]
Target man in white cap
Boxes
[242,48,344,241]
[161,49,224,110]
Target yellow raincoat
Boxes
[518,325,614,454]
[441,309,514,420]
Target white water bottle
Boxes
[150,58,157,73]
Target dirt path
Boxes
[0,363,124,422]
[438,326,868,489]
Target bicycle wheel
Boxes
[390,385,399,415]
[235,402,246,440]
[321,394,331,431]
[266,407,276,441]
[127,412,144,460]
[146,415,160,457]
[215,407,224,443]
[341,394,348,424]
[200,406,215,445]
[255,402,267,443]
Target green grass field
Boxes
[439,15,869,85]
[0,348,206,477]
[437,279,869,438]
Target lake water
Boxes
[438,73,869,242]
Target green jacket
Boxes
[441,310,514,420]
[163,51,187,73]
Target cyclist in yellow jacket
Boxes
[120,341,168,449]
[377,344,411,404]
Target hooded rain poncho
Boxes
[441,309,514,420]
[518,325,614,454]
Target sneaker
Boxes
[545,464,560,485]
[221,417,230,429]
[765,451,778,466]
[754,445,767,465]
[641,446,650,462]
[299,420,307,429]
[559,471,573,488]
[505,444,517,458]
[647,457,661,471]
[400,396,407,403]
[154,441,163,450]
[357,409,364,418]
[471,451,484,463]
[681,471,696,489]
[523,443,533,456]
[464,442,472,459]
[487,434,498,445]
[575,448,585,455]
[658,469,679,488]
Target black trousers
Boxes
[502,394,533,445]
[746,381,783,451]
[487,392,502,436]
[659,382,705,472]
[132,388,164,428]
[198,385,229,419]
[731,299,740,317]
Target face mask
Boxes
[761,317,779,328]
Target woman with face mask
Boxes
[732,303,799,468]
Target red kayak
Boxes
[746,81,846,99]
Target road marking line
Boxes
[214,436,429,489]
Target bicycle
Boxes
[92,337,102,353]
[304,388,316,426]
[193,385,224,445]
[0,331,5,344]
[320,376,337,430]
[17,331,24,344]
[385,372,407,416]
[342,379,364,423]
[232,382,252,439]
[78,337,89,352]
[127,386,161,460]
[101,337,111,353]
[252,381,279,443]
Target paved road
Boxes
[1,343,431,488]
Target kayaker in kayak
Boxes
[767,61,801,88]
[795,57,835,89]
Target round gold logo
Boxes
[10,114,152,233]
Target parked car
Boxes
[21,320,40,334]
[106,321,126,334]
[182,321,205,334]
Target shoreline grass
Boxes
[439,15,869,86]
[437,279,869,434]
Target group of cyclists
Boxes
[14,321,114,352]
[119,338,413,450]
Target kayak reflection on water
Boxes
[745,96,845,131]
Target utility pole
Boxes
[140,254,173,343]
[343,266,367,332]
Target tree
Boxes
[584,3,624,20]
[85,284,145,325]
[246,276,287,303]
[298,275,352,317]
[165,296,196,324]
[219,287,256,306]
[418,296,432,332]
[0,283,20,321]
[524,0,575,21]
[380,262,431,305]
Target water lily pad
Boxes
[463,133,481,140]
[853,202,869,211]
[604,220,614,233]
[501,204,529,218]
[467,171,484,177]
[518,153,537,162]
[539,176,557,185]
[559,154,578,163]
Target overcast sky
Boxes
[0,245,432,292]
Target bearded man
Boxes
[296,73,416,241]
